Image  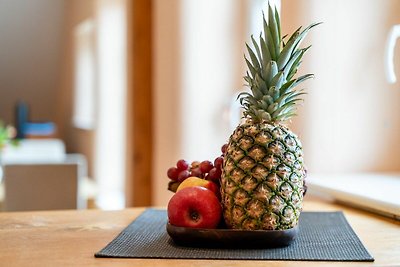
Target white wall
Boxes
[180,0,240,163]
[282,0,400,173]
[153,0,249,205]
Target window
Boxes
[73,19,96,130]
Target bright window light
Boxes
[73,19,96,130]
[95,0,127,210]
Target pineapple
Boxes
[221,4,319,230]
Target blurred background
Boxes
[0,0,399,211]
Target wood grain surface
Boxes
[0,197,399,267]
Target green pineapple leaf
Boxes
[246,43,261,70]
[240,2,320,123]
[268,5,280,56]
[251,35,263,65]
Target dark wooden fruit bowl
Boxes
[166,223,298,248]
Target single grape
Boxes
[208,167,221,181]
[221,143,228,154]
[177,170,190,182]
[214,156,224,169]
[199,160,213,174]
[190,167,203,178]
[167,167,180,181]
[176,159,189,171]
[191,161,200,168]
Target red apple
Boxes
[176,177,220,198]
[167,186,222,229]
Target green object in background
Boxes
[0,120,18,183]
[0,121,17,150]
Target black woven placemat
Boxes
[95,209,374,261]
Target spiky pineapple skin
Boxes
[221,121,305,230]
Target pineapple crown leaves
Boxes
[239,3,321,124]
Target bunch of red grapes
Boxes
[167,144,228,184]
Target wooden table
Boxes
[1,197,399,267]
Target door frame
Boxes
[126,0,153,206]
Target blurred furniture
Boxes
[307,173,400,221]
[15,101,57,139]
[0,197,399,266]
[2,154,87,211]
[1,138,66,164]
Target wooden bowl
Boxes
[166,223,298,248]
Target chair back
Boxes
[3,158,83,211]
